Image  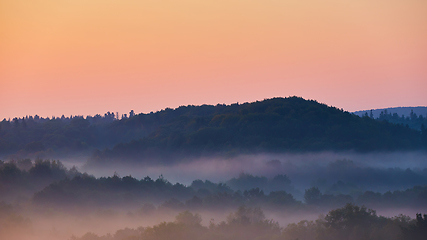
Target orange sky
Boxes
[1,0,426,119]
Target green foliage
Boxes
[91,97,424,165]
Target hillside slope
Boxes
[89,97,426,165]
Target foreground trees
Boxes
[71,204,425,240]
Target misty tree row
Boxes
[1,159,426,211]
[34,176,426,211]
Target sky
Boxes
[1,0,426,120]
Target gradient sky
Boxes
[1,0,426,120]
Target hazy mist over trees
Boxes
[0,159,426,239]
[1,97,426,239]
[66,205,427,240]
[1,159,426,211]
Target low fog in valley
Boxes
[1,151,426,240]
[81,151,427,195]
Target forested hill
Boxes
[1,97,426,160]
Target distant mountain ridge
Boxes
[354,107,427,119]
[353,107,427,131]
